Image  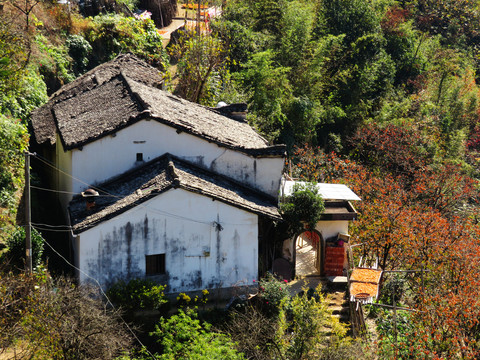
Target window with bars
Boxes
[145,254,166,275]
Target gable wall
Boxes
[74,188,258,293]
[56,133,73,211]
[67,120,283,201]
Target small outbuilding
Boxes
[279,180,361,279]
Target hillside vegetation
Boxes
[2,0,480,358]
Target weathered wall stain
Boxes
[233,230,240,279]
[143,215,148,239]
[78,190,259,293]
[125,222,133,278]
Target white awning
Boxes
[280,180,361,201]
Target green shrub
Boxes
[278,285,348,360]
[376,308,418,359]
[379,274,406,305]
[257,273,290,317]
[225,283,350,360]
[151,308,244,359]
[35,34,75,91]
[0,115,28,200]
[107,278,168,314]
[280,182,325,237]
[85,15,167,69]
[66,34,92,76]
[3,226,44,270]
[176,289,208,309]
[0,68,48,119]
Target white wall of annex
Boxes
[75,188,259,293]
[69,120,283,199]
[315,220,349,240]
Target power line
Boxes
[32,154,118,198]
[31,185,80,195]
[41,237,157,360]
[32,153,259,226]
[31,185,119,197]
[31,222,72,229]
[32,226,73,233]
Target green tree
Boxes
[152,309,244,359]
[280,182,324,238]
[236,50,292,142]
[322,0,382,45]
[169,30,228,104]
[277,0,316,69]
[3,226,44,270]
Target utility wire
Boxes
[31,222,72,229]
[40,236,157,360]
[32,153,260,226]
[32,154,116,198]
[31,185,119,197]
[31,185,80,195]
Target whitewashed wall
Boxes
[315,220,349,241]
[64,120,283,201]
[74,188,259,292]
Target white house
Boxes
[31,54,285,211]
[30,54,286,294]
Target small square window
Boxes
[136,153,143,162]
[146,254,165,275]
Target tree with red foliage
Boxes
[291,144,480,356]
[348,122,432,182]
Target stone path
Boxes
[295,234,319,277]
[288,234,350,327]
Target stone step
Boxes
[325,276,348,291]
[325,289,350,324]
[333,313,350,323]
[331,305,349,315]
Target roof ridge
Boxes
[121,72,150,112]
[166,154,181,188]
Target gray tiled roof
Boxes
[69,154,281,234]
[31,54,285,157]
[31,54,163,146]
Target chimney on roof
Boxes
[81,188,99,211]
[215,102,248,121]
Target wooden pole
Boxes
[421,266,425,310]
[25,151,32,274]
[196,0,200,34]
[393,291,397,355]
[185,0,188,23]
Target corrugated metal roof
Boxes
[280,180,361,201]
